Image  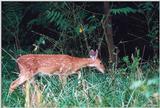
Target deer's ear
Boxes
[89,49,98,60]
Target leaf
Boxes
[50,11,57,22]
[111,7,136,15]
[122,56,130,64]
[130,80,144,89]
[147,78,159,85]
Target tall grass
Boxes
[2,51,159,107]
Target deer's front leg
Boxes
[59,75,67,88]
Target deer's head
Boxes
[88,49,105,73]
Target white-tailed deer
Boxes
[9,49,105,93]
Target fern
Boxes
[111,7,136,15]
[2,2,25,28]
[28,9,70,31]
[47,10,69,30]
[137,2,154,12]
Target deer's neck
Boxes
[75,58,93,68]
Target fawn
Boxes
[9,49,105,93]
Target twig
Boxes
[126,88,136,107]
[81,24,90,53]
[140,45,146,67]
[2,48,17,62]
[122,42,126,56]
[128,33,149,42]
[75,4,105,16]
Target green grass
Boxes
[2,53,159,107]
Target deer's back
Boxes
[17,54,79,75]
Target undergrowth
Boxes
[2,49,159,107]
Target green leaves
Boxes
[49,11,61,22]
[147,78,159,85]
[28,10,70,31]
[111,7,136,15]
[137,3,158,53]
[130,80,144,89]
[130,77,159,98]
[36,37,45,45]
[47,10,69,30]
[122,56,130,64]
[137,2,154,12]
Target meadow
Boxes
[2,49,159,107]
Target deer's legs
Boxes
[9,74,30,94]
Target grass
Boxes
[2,52,159,107]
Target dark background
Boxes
[2,2,159,61]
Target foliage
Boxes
[2,48,159,107]
[130,77,159,98]
[2,2,159,107]
[24,2,103,55]
[111,7,136,15]
[111,2,159,55]
[2,2,25,45]
[28,10,70,31]
[122,49,141,74]
[136,2,159,51]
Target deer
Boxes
[9,49,105,94]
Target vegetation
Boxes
[2,2,159,107]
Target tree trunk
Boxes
[103,2,116,63]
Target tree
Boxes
[103,2,116,63]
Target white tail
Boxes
[9,50,105,93]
